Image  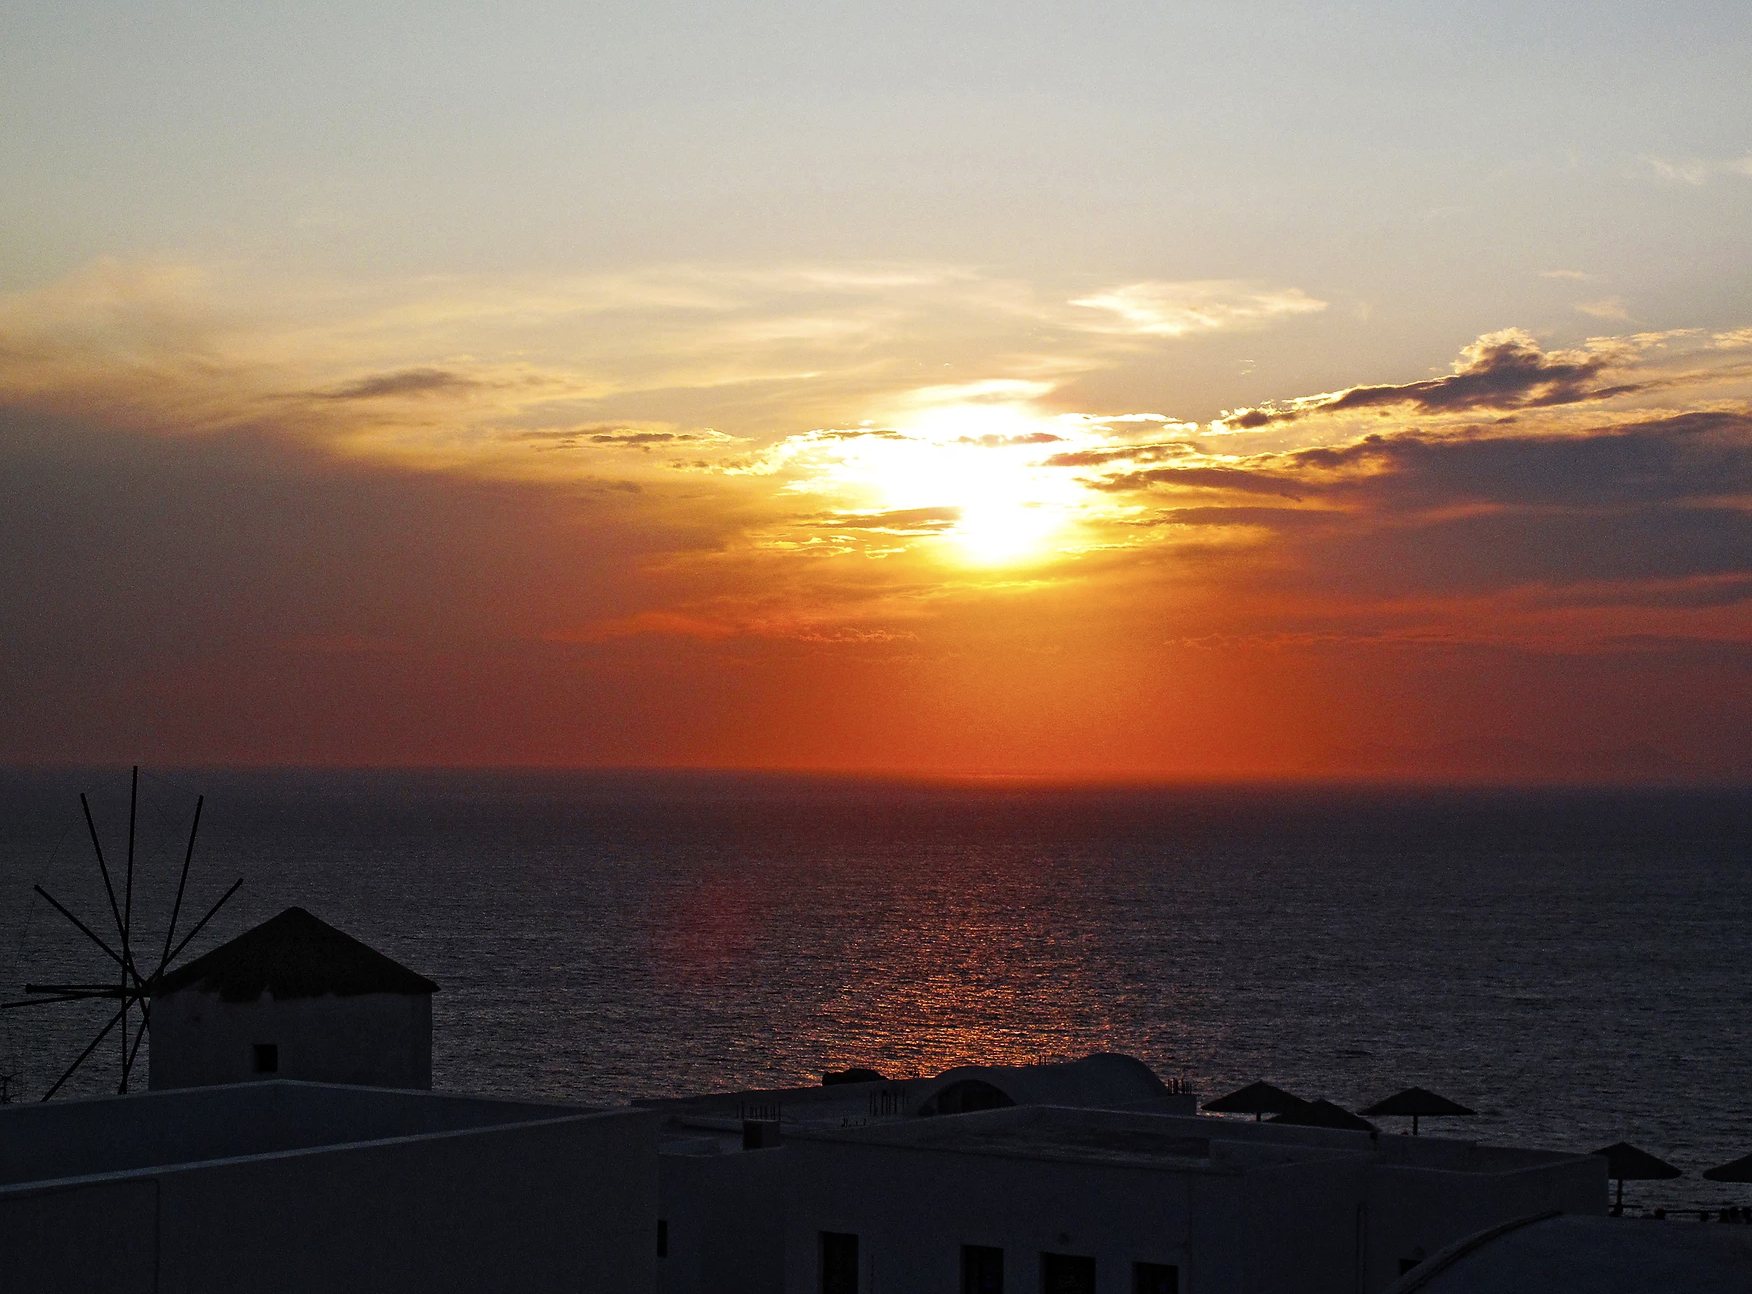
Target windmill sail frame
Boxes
[1,767,242,1100]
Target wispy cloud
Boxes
[1645,153,1752,184]
[0,260,1330,492]
[318,367,480,400]
[1068,280,1327,337]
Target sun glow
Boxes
[798,395,1092,566]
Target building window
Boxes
[657,1220,668,1258]
[1134,1262,1178,1294]
[962,1244,1003,1293]
[252,1043,279,1074]
[1041,1252,1095,1294]
[821,1231,858,1294]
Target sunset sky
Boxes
[3,0,1750,778]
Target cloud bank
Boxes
[1,260,1749,778]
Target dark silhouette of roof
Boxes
[1362,1086,1476,1118]
[153,907,438,1001]
[910,1053,1168,1117]
[1591,1142,1682,1182]
[1704,1152,1752,1183]
[1268,1098,1378,1133]
[822,1067,886,1086]
[1203,1080,1306,1117]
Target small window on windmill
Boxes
[253,1043,279,1074]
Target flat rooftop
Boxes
[0,1081,608,1189]
[784,1105,1590,1178]
[793,1106,1364,1173]
[637,1074,910,1128]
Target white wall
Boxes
[659,1145,787,1294]
[149,989,431,1090]
[782,1137,1197,1294]
[776,1119,1605,1294]
[1363,1156,1605,1292]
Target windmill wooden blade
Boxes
[156,795,204,980]
[122,766,138,980]
[41,1000,131,1101]
[20,770,239,1101]
[122,1001,153,1089]
[33,886,128,974]
[24,983,125,993]
[79,792,129,952]
[2,991,120,1009]
[164,877,244,968]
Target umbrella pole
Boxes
[1615,1178,1624,1213]
[1412,1114,1420,1136]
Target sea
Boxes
[2,768,1749,1212]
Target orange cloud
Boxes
[3,264,1751,778]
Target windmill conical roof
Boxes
[1591,1142,1682,1181]
[154,907,438,1001]
[1361,1086,1476,1118]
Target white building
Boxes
[640,1056,1604,1294]
[641,1055,1193,1294]
[779,1106,1603,1294]
[149,906,436,1090]
[0,1080,658,1294]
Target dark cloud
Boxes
[591,430,684,445]
[955,432,1064,447]
[811,427,908,441]
[1292,411,1752,510]
[1142,506,1345,528]
[523,426,726,452]
[1042,441,1198,468]
[1214,330,1642,430]
[1081,408,1752,603]
[0,406,705,764]
[1532,575,1752,611]
[1092,465,1307,499]
[1314,503,1752,595]
[1150,411,1752,597]
[804,506,962,533]
[1095,411,1752,512]
[317,367,477,400]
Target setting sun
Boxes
[789,395,1093,565]
[2,0,1749,783]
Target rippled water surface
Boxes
[3,769,1749,1210]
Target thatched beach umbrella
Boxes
[1592,1142,1681,1213]
[1269,1099,1378,1134]
[1702,1152,1752,1183]
[1202,1081,1306,1122]
[1360,1086,1476,1136]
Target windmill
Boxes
[1,767,242,1100]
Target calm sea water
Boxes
[2,769,1749,1210]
